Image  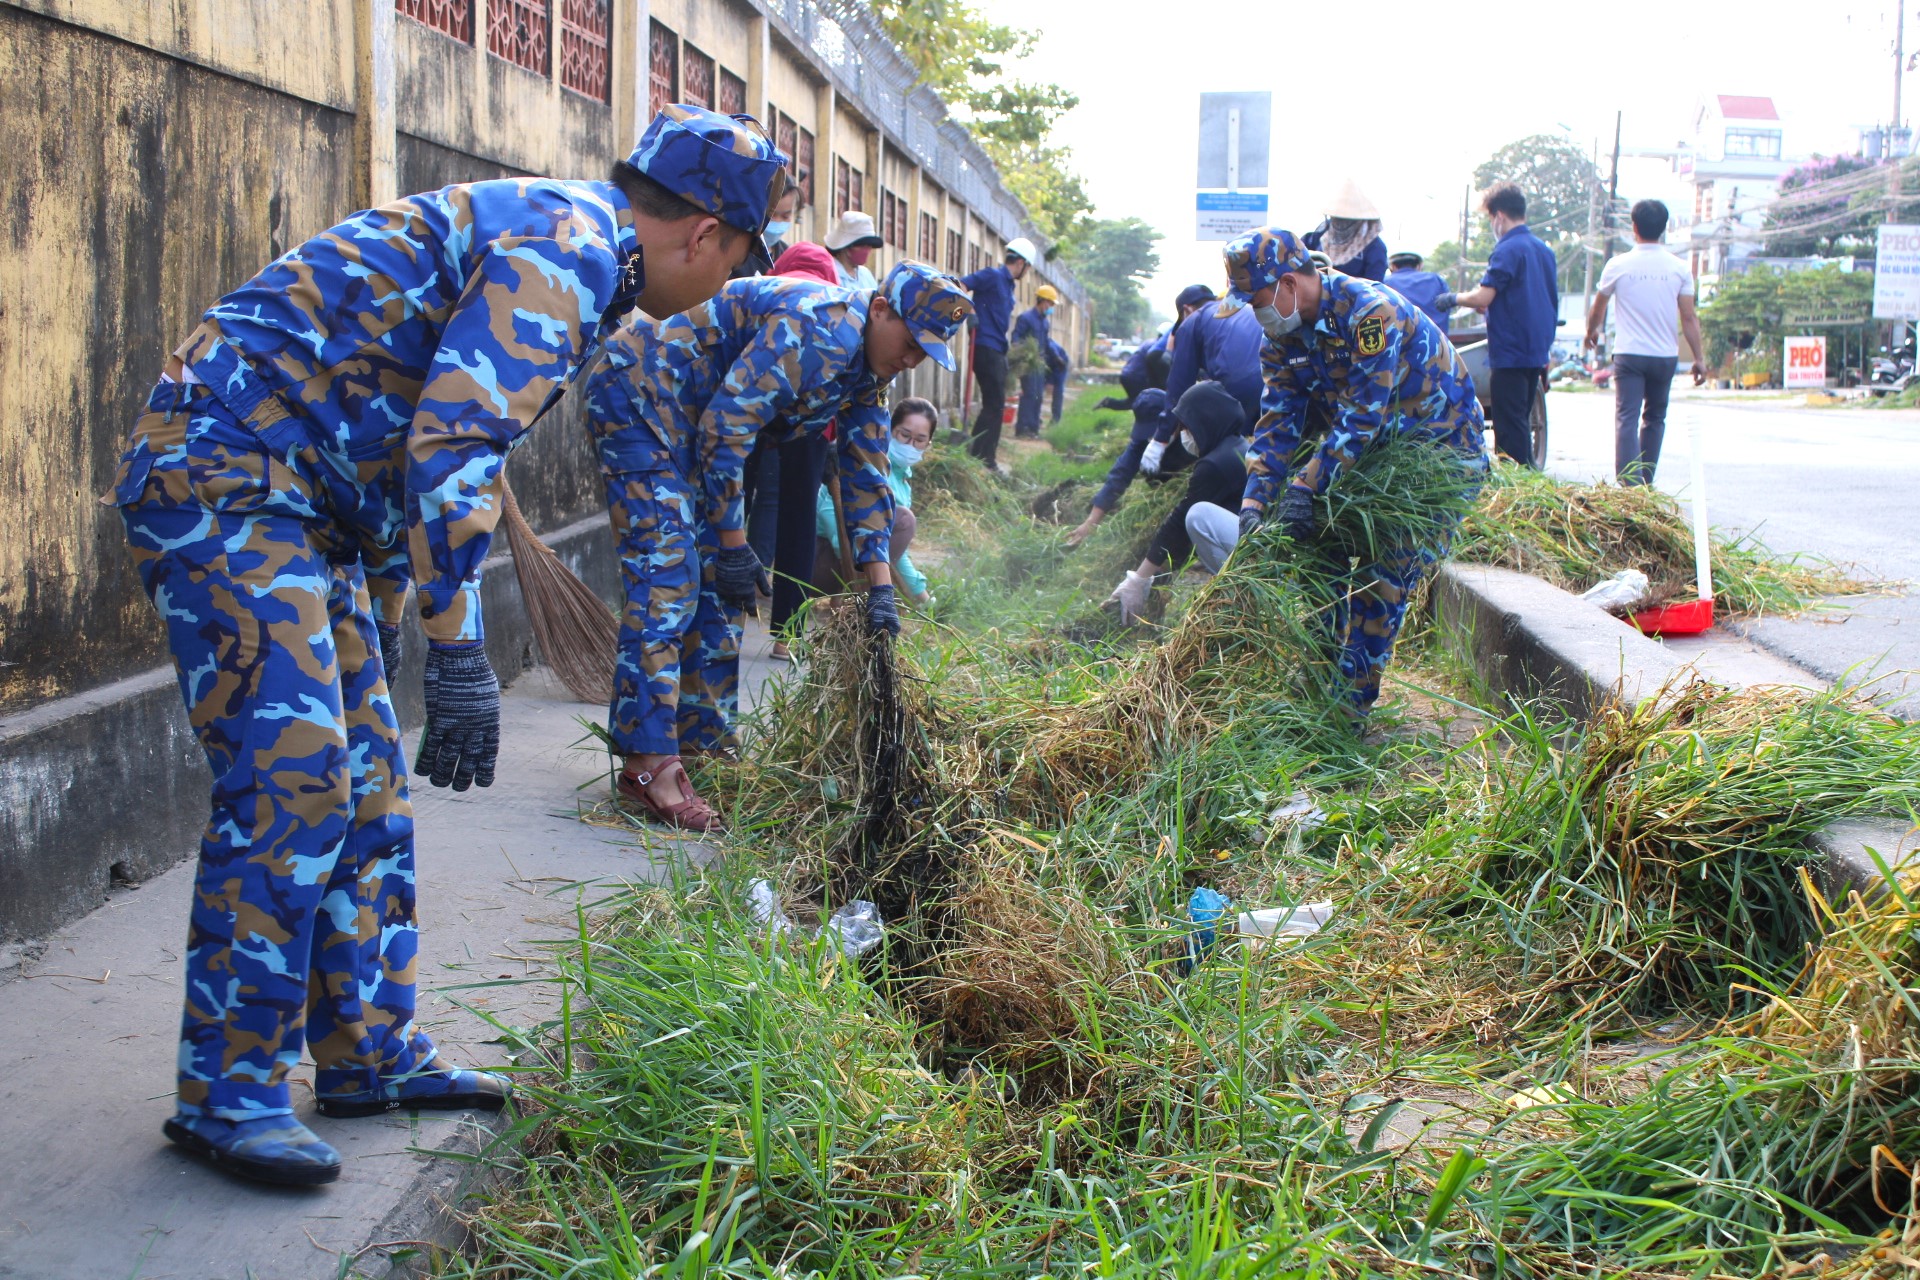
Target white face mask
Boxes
[888,439,925,470]
[1254,285,1303,341]
[1178,429,1198,455]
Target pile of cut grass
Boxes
[1458,463,1874,616]
[450,393,1920,1279]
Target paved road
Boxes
[1542,388,1920,718]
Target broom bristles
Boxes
[501,481,619,707]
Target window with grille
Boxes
[648,20,678,121]
[834,157,851,217]
[773,112,798,186]
[717,68,746,116]
[794,128,815,206]
[850,169,865,216]
[968,243,982,274]
[946,228,963,274]
[488,0,548,75]
[558,0,609,100]
[398,0,472,42]
[879,191,895,248]
[682,45,714,110]
[919,212,937,261]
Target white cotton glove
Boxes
[1139,439,1167,476]
[1105,570,1154,624]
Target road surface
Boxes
[1542,387,1919,718]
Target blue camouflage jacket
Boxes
[585,275,895,565]
[1245,273,1486,511]
[159,178,640,642]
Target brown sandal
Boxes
[616,757,723,834]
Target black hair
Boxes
[1481,181,1527,221]
[1631,198,1669,241]
[891,396,938,430]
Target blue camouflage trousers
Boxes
[601,457,742,757]
[116,384,434,1119]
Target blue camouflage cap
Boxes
[626,104,791,271]
[882,261,973,371]
[1222,227,1314,309]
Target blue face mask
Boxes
[888,439,925,470]
[763,220,792,244]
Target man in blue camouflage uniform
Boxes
[584,261,972,831]
[112,105,787,1186]
[1226,228,1487,718]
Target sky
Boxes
[969,0,1908,324]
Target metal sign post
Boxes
[1197,92,1271,242]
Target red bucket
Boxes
[1631,597,1714,637]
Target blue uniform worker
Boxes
[1384,251,1453,332]
[1118,331,1170,401]
[1227,227,1487,719]
[1435,183,1560,466]
[960,236,1038,466]
[583,261,972,832]
[1158,299,1264,440]
[1011,287,1059,436]
[112,104,786,1186]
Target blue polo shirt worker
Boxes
[1437,181,1559,466]
[1012,284,1060,437]
[960,236,1038,468]
[1383,250,1452,332]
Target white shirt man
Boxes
[1584,200,1707,485]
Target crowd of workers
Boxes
[108,98,1700,1191]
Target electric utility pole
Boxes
[1457,187,1469,290]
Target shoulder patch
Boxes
[1355,315,1387,357]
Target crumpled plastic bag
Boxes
[824,900,885,958]
[1236,901,1334,940]
[1580,569,1651,615]
[746,879,794,937]
[1270,792,1328,831]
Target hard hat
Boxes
[1387,249,1424,268]
[1035,283,1061,304]
[1005,236,1039,266]
[1325,178,1381,221]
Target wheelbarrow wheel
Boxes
[1529,374,1549,470]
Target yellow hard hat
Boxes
[1035,283,1061,304]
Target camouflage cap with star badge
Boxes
[1221,227,1314,310]
[882,260,974,371]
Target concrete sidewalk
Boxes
[0,628,791,1280]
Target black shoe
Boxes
[164,1114,342,1187]
[315,1061,513,1118]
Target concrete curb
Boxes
[1431,563,1918,900]
[0,512,620,962]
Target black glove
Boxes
[1277,487,1318,541]
[1434,291,1457,312]
[713,543,772,611]
[865,583,901,636]
[416,643,500,791]
[1238,507,1263,540]
[376,622,403,681]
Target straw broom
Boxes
[499,479,618,707]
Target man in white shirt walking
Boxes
[1585,199,1707,485]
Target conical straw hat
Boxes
[1325,178,1380,220]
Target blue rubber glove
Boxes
[866,583,901,636]
[376,623,402,681]
[416,643,500,791]
[1277,486,1318,541]
[713,544,771,612]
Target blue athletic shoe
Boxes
[315,1058,513,1119]
[163,1113,342,1186]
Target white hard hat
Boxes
[1157,320,1173,335]
[1005,236,1038,266]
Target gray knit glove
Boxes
[416,643,500,791]
[376,623,403,681]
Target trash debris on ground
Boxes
[1506,1083,1582,1109]
[1580,569,1651,615]
[1183,886,1229,973]
[1269,792,1329,830]
[1235,901,1334,941]
[824,900,885,958]
[747,879,794,936]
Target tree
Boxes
[1071,217,1162,338]
[1760,154,1904,257]
[870,0,1093,247]
[1696,263,1872,375]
